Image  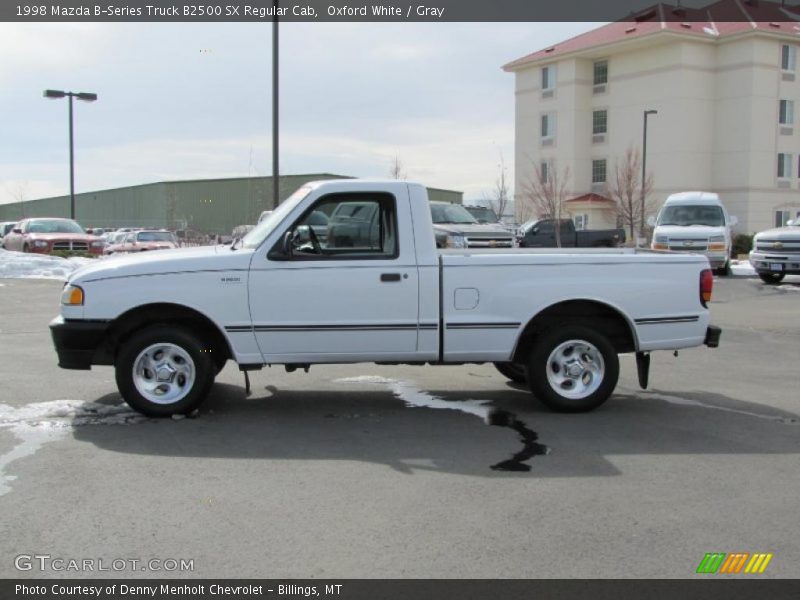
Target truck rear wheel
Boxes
[115,324,215,417]
[526,325,619,413]
[493,361,527,384]
[758,272,785,284]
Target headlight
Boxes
[446,234,467,249]
[90,240,104,248]
[708,235,725,243]
[61,284,84,306]
[33,240,48,247]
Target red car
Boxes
[2,218,104,255]
[104,230,179,255]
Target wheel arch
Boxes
[511,299,638,363]
[106,303,233,363]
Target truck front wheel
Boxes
[115,325,215,417]
[526,325,619,413]
[493,361,527,384]
[758,272,785,284]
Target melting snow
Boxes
[0,400,147,496]
[730,260,756,277]
[0,248,95,280]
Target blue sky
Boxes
[0,22,598,206]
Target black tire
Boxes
[493,361,528,384]
[525,324,619,413]
[715,261,731,277]
[758,272,785,284]
[115,324,215,417]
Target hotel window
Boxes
[593,60,608,85]
[540,161,549,183]
[541,65,556,91]
[781,44,796,71]
[541,112,557,139]
[780,100,794,125]
[775,210,791,227]
[592,159,607,184]
[574,214,590,230]
[592,110,608,134]
[777,153,792,178]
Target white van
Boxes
[649,192,737,275]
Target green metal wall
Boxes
[0,175,463,233]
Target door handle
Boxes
[380,273,402,282]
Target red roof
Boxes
[566,193,614,204]
[503,0,800,71]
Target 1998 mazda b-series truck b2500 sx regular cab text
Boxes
[50,180,721,416]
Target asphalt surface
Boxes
[0,275,798,579]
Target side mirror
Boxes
[281,230,294,256]
[294,225,312,243]
[646,216,656,227]
[12,227,22,234]
[729,215,738,226]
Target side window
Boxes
[279,193,398,260]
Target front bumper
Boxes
[749,252,800,275]
[49,315,111,370]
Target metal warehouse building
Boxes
[0,174,463,234]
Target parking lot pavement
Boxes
[0,276,798,579]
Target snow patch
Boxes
[335,376,493,420]
[0,248,95,280]
[0,400,146,496]
[776,285,800,292]
[730,260,756,277]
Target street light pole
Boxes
[272,1,280,209]
[43,89,98,220]
[641,109,658,243]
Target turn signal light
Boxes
[61,284,84,306]
[700,269,713,307]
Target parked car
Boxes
[430,201,514,248]
[2,218,104,255]
[104,230,179,255]
[50,179,720,418]
[649,192,738,275]
[517,218,625,248]
[749,217,800,284]
[0,221,18,247]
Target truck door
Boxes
[247,188,421,363]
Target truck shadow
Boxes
[71,381,800,478]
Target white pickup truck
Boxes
[50,180,720,416]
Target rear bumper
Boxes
[49,316,110,370]
[704,325,722,348]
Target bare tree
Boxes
[518,158,571,247]
[484,152,510,220]
[6,181,29,219]
[389,154,407,180]
[607,146,655,243]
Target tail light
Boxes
[700,269,713,307]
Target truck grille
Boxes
[465,237,514,248]
[756,240,800,254]
[52,241,89,251]
[667,239,708,251]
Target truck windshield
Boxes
[465,207,499,223]
[658,205,724,227]
[430,203,478,225]
[241,186,313,249]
